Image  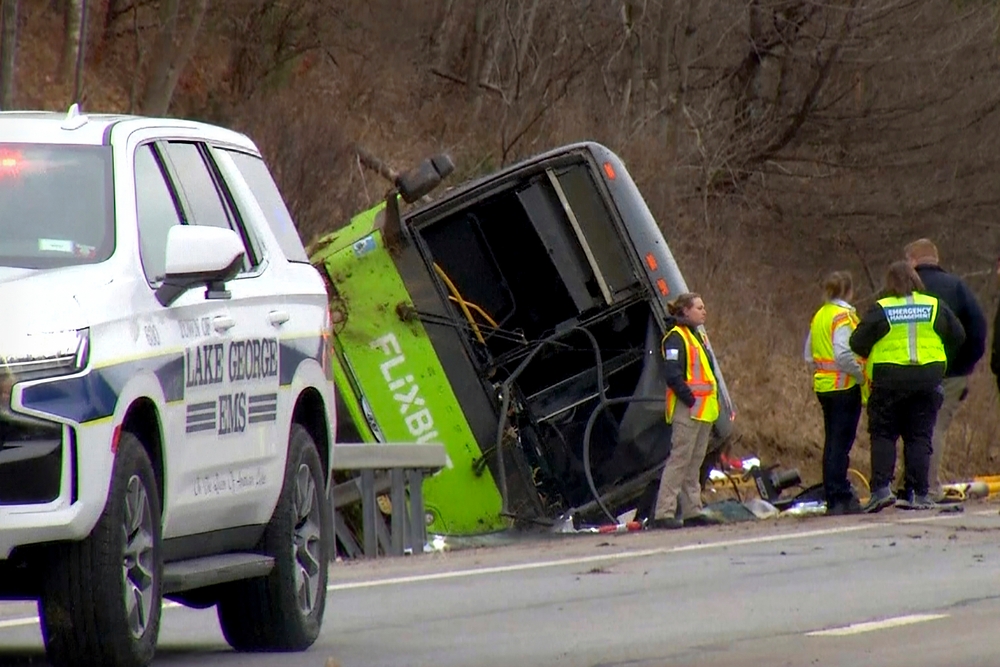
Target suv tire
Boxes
[39,431,163,667]
[217,423,331,651]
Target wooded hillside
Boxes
[4,0,1000,484]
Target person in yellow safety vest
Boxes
[649,292,724,530]
[849,261,966,513]
[803,271,867,515]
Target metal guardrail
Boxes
[330,442,448,559]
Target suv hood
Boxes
[0,266,105,333]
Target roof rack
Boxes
[61,103,89,131]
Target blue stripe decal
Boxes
[279,337,324,386]
[20,336,323,424]
[20,352,185,424]
[155,355,186,403]
[19,371,119,424]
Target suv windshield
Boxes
[0,143,114,269]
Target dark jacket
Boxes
[660,316,716,408]
[849,292,966,391]
[915,264,986,377]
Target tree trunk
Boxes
[226,0,267,100]
[465,0,488,103]
[656,0,675,138]
[480,10,503,91]
[128,0,143,113]
[139,0,210,116]
[59,0,83,84]
[101,0,127,45]
[0,0,18,111]
[430,0,457,69]
[732,0,764,131]
[515,0,541,73]
[622,0,645,124]
[663,0,699,213]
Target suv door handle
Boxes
[212,315,236,332]
[267,310,290,327]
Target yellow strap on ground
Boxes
[847,468,870,502]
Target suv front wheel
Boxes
[39,431,163,667]
[216,422,331,651]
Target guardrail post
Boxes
[331,442,446,559]
[407,469,426,554]
[390,468,407,556]
[360,469,378,558]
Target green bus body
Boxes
[310,142,736,538]
[311,203,507,535]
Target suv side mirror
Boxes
[396,153,455,204]
[155,225,245,306]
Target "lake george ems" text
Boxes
[186,338,279,388]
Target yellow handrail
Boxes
[434,262,486,345]
[448,295,499,328]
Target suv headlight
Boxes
[1,328,90,379]
[0,328,90,410]
[0,328,89,425]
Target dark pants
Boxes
[817,385,862,505]
[867,386,943,497]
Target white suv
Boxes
[0,105,336,667]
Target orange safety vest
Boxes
[663,325,720,424]
[808,302,870,402]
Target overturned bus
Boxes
[309,142,736,537]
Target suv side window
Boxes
[161,141,234,230]
[221,149,309,263]
[134,144,183,284]
[160,141,259,273]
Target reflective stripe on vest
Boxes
[868,293,947,368]
[664,326,720,424]
[809,302,859,393]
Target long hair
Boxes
[882,261,925,298]
[667,292,701,318]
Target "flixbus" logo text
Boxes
[370,333,439,444]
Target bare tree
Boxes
[100,0,131,46]
[127,0,144,113]
[465,0,489,106]
[139,0,210,115]
[657,0,700,211]
[0,0,16,111]
[223,0,333,101]
[515,0,541,73]
[59,0,84,84]
[430,0,458,69]
[490,0,617,164]
[655,0,674,134]
[615,0,646,125]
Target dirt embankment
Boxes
[12,0,1000,487]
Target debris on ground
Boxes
[424,460,996,545]
[744,498,780,520]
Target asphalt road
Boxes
[3,504,1000,666]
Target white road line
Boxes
[896,508,994,523]
[806,613,949,637]
[327,523,885,591]
[0,600,183,632]
[0,508,992,631]
[327,509,998,591]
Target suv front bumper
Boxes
[0,419,114,560]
